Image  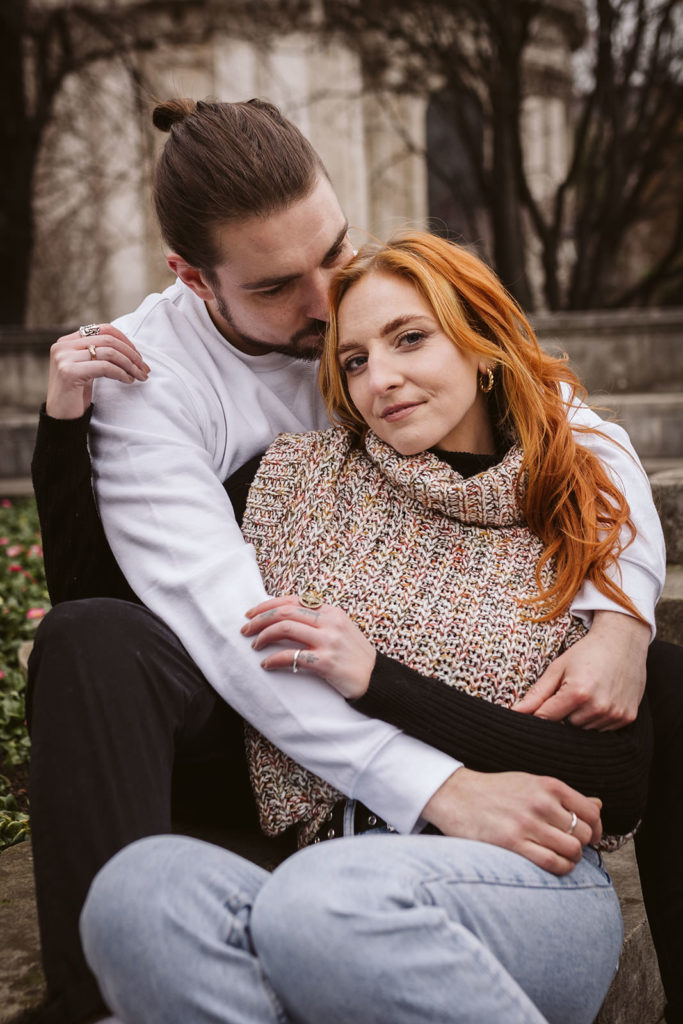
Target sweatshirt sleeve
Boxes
[352,653,652,837]
[31,405,138,606]
[566,390,666,638]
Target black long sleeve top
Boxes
[31,406,651,835]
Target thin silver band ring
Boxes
[567,811,578,835]
[292,649,301,674]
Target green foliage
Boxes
[0,779,30,850]
[0,496,50,853]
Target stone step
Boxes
[596,844,665,1024]
[657,564,683,645]
[651,465,683,564]
[589,392,683,459]
[535,307,683,394]
[0,413,37,482]
[0,838,666,1024]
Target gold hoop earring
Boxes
[479,367,495,393]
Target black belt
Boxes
[309,799,395,844]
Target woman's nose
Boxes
[367,353,401,394]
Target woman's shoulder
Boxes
[262,426,355,470]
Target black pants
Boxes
[27,599,264,1024]
[27,600,683,1024]
[634,639,683,1024]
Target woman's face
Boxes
[336,272,495,456]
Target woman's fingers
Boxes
[243,597,375,699]
[250,620,320,654]
[242,601,324,639]
[245,594,317,619]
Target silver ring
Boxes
[567,811,578,835]
[292,649,301,674]
[88,344,98,361]
[79,324,100,337]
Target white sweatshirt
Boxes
[90,280,666,833]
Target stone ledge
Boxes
[0,838,666,1024]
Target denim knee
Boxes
[80,836,170,976]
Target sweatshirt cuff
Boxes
[350,729,462,835]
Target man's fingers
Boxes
[529,686,583,722]
[513,665,563,713]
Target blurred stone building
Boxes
[26,1,584,325]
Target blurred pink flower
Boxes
[28,545,43,558]
[1,499,12,508]
[26,608,46,620]
[9,564,22,573]
[6,544,23,557]
[0,670,4,679]
[0,537,8,546]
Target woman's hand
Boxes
[242,595,376,699]
[422,768,603,876]
[46,324,150,420]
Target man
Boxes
[29,97,678,1024]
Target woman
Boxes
[78,233,653,1024]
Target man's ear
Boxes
[167,254,215,301]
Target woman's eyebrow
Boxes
[337,314,431,355]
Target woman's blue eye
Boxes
[400,331,424,346]
[343,355,366,373]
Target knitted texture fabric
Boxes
[241,427,588,846]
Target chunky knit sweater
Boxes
[242,427,589,846]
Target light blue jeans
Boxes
[81,832,622,1024]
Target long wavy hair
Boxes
[320,231,642,623]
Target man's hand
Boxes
[46,324,150,420]
[512,611,650,731]
[422,768,602,876]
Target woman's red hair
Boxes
[320,231,642,623]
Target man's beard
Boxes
[214,292,326,363]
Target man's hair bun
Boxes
[152,98,197,132]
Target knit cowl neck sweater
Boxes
[241,427,587,845]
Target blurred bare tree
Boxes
[0,0,224,324]
[3,0,681,322]
[321,0,683,309]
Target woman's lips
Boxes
[380,402,423,422]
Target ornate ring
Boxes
[566,811,578,835]
[79,324,100,338]
[88,344,98,361]
[299,590,323,610]
[292,649,301,674]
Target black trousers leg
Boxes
[26,598,256,1024]
[635,639,683,1023]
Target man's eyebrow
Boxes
[241,221,349,292]
[337,314,431,355]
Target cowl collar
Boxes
[363,431,526,527]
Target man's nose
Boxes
[303,269,336,322]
